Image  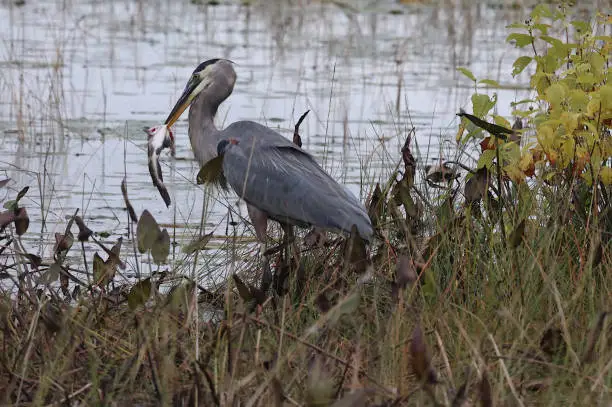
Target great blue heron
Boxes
[163,58,373,252]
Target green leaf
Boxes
[128,278,152,310]
[136,210,160,254]
[3,200,16,210]
[478,79,500,88]
[457,67,476,82]
[512,56,533,77]
[471,93,497,118]
[540,35,564,48]
[506,33,534,48]
[510,98,535,107]
[506,23,528,30]
[531,4,552,19]
[151,228,170,265]
[477,149,497,169]
[545,83,568,108]
[571,21,591,36]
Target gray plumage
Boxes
[164,59,373,242]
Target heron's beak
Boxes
[164,74,206,127]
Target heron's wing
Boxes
[222,143,373,241]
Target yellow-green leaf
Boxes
[512,56,532,77]
[457,67,476,82]
[506,33,534,48]
[599,167,612,185]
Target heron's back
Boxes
[220,121,373,241]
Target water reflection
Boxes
[0,0,605,283]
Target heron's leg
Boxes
[281,223,298,272]
[247,204,272,288]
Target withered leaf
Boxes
[293,109,310,148]
[121,177,138,223]
[182,231,213,254]
[128,278,152,310]
[508,219,526,248]
[196,156,228,190]
[0,210,15,228]
[232,274,252,302]
[14,207,29,236]
[540,327,566,358]
[93,252,114,287]
[410,323,437,384]
[74,215,93,242]
[426,164,459,184]
[151,228,170,264]
[581,311,608,364]
[0,178,10,189]
[15,186,29,205]
[137,210,160,253]
[38,263,61,285]
[479,371,493,407]
[54,231,74,254]
[367,183,384,227]
[452,381,469,407]
[396,254,418,290]
[344,225,368,273]
[457,112,513,140]
[465,167,490,204]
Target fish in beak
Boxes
[144,124,174,207]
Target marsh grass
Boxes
[0,114,610,405]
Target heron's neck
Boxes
[188,94,222,165]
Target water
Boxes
[0,0,604,284]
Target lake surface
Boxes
[0,0,605,286]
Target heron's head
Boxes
[165,59,236,128]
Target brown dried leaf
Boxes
[121,177,138,223]
[54,231,74,254]
[232,274,252,302]
[465,167,490,204]
[479,371,493,407]
[93,252,114,287]
[14,207,29,236]
[508,219,526,248]
[452,380,469,407]
[0,210,15,228]
[410,323,437,384]
[368,183,384,227]
[74,215,94,242]
[0,178,10,189]
[582,311,608,364]
[344,225,368,273]
[396,254,418,290]
[540,327,566,358]
[293,109,310,148]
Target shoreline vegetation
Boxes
[1,2,611,406]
